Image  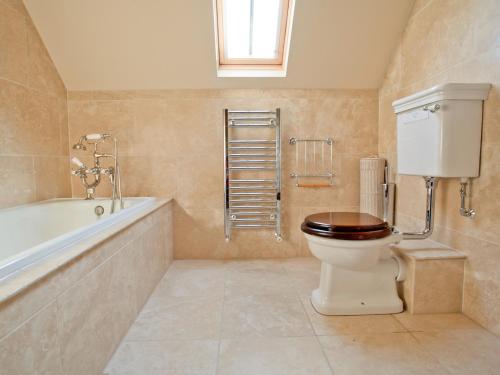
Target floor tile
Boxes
[123,295,223,340]
[394,312,480,332]
[302,297,407,335]
[282,257,321,297]
[153,267,225,297]
[413,328,500,374]
[221,294,313,338]
[104,259,500,375]
[104,339,219,375]
[224,260,296,297]
[169,260,226,270]
[318,333,448,375]
[218,337,332,375]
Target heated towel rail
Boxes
[223,109,282,241]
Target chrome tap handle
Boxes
[423,103,440,113]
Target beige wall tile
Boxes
[67,89,379,259]
[379,0,500,334]
[0,1,69,209]
[26,22,66,99]
[0,156,35,208]
[34,156,71,200]
[0,302,63,375]
[412,259,464,314]
[0,2,28,84]
[0,0,29,17]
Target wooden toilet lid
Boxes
[301,212,392,240]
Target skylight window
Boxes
[214,0,294,76]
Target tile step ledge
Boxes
[391,239,465,314]
[391,238,466,261]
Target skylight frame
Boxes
[214,0,293,70]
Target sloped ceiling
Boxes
[24,0,414,90]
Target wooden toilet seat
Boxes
[301,212,392,240]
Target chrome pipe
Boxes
[228,146,276,150]
[229,179,275,183]
[230,218,276,222]
[229,212,277,216]
[228,116,276,120]
[402,176,439,240]
[223,109,230,241]
[229,192,275,197]
[233,224,277,228]
[229,160,276,164]
[228,140,276,144]
[229,124,275,128]
[229,167,276,171]
[228,154,275,158]
[459,178,476,218]
[228,110,276,114]
[275,108,282,241]
[230,205,277,209]
[230,188,276,191]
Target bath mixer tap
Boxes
[70,134,123,213]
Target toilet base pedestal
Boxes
[311,258,403,315]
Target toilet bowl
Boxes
[302,212,404,315]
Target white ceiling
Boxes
[24,0,414,90]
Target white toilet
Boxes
[302,83,491,316]
[302,212,403,315]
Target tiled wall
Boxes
[67,89,379,258]
[379,0,500,334]
[0,0,70,208]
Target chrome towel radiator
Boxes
[223,109,282,241]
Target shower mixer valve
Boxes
[70,133,123,213]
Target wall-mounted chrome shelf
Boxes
[289,137,334,187]
[224,109,282,241]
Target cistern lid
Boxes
[301,212,392,240]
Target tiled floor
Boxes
[104,258,500,375]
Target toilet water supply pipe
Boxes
[401,176,439,240]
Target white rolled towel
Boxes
[360,157,386,218]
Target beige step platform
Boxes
[391,239,466,314]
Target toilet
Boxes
[302,84,492,315]
[302,212,404,315]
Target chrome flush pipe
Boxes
[402,176,439,240]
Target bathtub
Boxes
[0,197,160,281]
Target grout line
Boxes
[214,262,227,375]
[0,76,64,100]
[408,0,436,20]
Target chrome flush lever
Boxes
[423,103,441,113]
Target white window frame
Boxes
[214,0,294,75]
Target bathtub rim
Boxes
[0,197,171,304]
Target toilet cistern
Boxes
[393,82,491,232]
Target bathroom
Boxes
[0,0,499,373]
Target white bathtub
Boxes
[0,197,159,280]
